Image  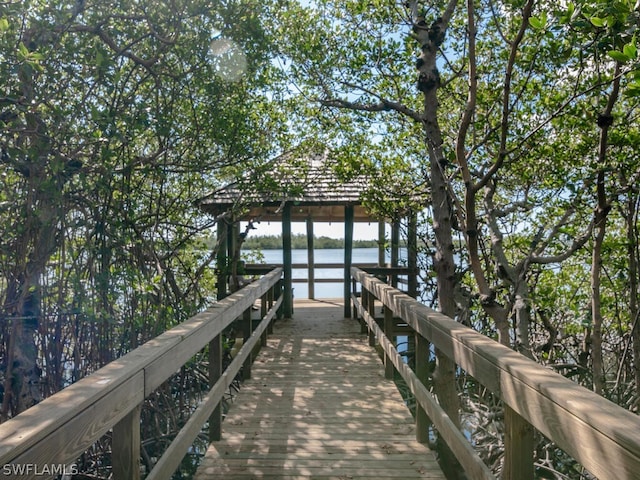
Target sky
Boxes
[242,220,386,240]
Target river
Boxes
[242,247,406,298]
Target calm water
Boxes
[242,247,405,298]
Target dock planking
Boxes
[194,299,446,480]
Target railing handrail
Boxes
[0,268,283,479]
[243,262,379,272]
[351,266,640,480]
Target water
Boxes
[242,247,404,298]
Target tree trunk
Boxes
[513,279,533,358]
[412,1,463,477]
[625,193,640,405]
[591,197,607,395]
[1,29,67,417]
[591,65,621,395]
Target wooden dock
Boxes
[194,299,445,480]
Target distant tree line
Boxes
[241,234,384,250]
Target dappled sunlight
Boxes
[194,300,444,479]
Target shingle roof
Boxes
[198,152,422,222]
[198,151,375,221]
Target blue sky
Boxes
[242,220,385,240]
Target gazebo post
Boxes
[344,205,354,317]
[216,220,228,300]
[283,203,293,318]
[391,219,400,288]
[378,220,386,266]
[228,220,240,292]
[408,210,418,298]
[306,216,315,300]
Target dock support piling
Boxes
[384,306,395,380]
[209,334,222,442]
[415,333,431,443]
[306,217,315,300]
[344,205,354,317]
[283,203,293,318]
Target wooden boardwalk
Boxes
[194,299,445,480]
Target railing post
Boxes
[283,203,293,318]
[407,210,418,298]
[276,278,283,319]
[360,287,369,334]
[503,406,534,480]
[267,285,275,334]
[351,278,358,319]
[260,292,268,347]
[243,307,253,379]
[415,333,431,443]
[216,221,228,300]
[391,220,400,288]
[112,404,141,480]
[366,289,376,347]
[209,333,222,442]
[307,216,315,300]
[383,306,394,380]
[344,205,354,317]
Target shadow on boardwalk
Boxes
[194,299,445,480]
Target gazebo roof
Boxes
[199,151,382,222]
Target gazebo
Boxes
[198,152,419,317]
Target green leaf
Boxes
[590,16,605,27]
[17,42,29,58]
[608,50,630,63]
[559,3,576,24]
[528,11,548,29]
[0,18,9,32]
[529,16,544,30]
[623,37,637,59]
[626,81,640,96]
[623,43,637,59]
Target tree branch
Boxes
[318,96,423,122]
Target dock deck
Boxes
[194,299,445,479]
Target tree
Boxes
[0,0,283,418]
[267,0,640,476]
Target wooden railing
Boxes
[0,268,283,480]
[245,263,413,288]
[351,267,640,480]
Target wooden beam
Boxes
[306,217,315,300]
[227,221,236,291]
[415,333,431,443]
[208,334,222,442]
[218,204,374,222]
[378,220,386,266]
[367,290,376,347]
[383,306,394,380]
[112,404,141,480]
[242,307,253,379]
[344,205,354,317]
[391,220,400,288]
[503,406,534,480]
[216,221,228,300]
[408,211,418,298]
[282,203,293,317]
